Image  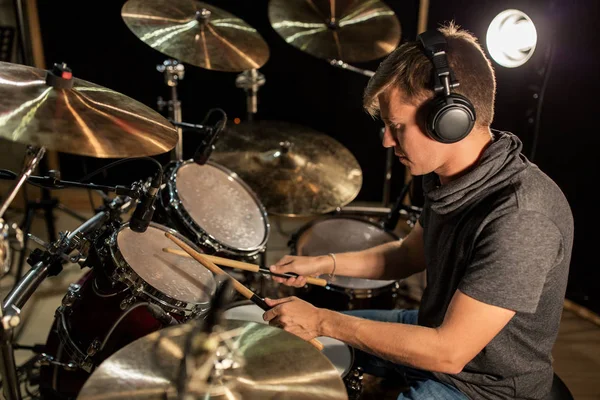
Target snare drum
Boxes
[155,160,270,260]
[289,215,403,311]
[39,223,216,398]
[222,301,363,399]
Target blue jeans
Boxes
[345,309,469,400]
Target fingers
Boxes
[270,256,310,287]
[271,273,307,287]
[264,297,293,307]
[270,261,298,276]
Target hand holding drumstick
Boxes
[161,247,328,287]
[164,232,324,351]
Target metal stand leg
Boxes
[157,60,185,161]
[236,69,265,122]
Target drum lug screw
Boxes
[120,296,136,310]
[87,339,101,356]
[63,283,81,307]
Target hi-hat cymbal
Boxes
[0,61,177,158]
[78,320,348,400]
[269,0,401,63]
[210,120,362,217]
[122,0,270,72]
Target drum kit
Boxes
[0,1,421,399]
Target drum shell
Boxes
[39,268,175,399]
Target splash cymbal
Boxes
[78,320,348,400]
[210,120,362,217]
[0,61,177,158]
[122,0,270,72]
[268,0,401,63]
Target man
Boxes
[262,23,574,400]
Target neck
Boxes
[436,126,493,185]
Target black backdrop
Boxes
[36,0,599,313]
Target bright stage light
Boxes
[486,9,537,68]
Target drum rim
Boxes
[109,222,215,314]
[164,160,271,256]
[289,214,401,255]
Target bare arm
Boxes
[314,289,515,374]
[270,221,426,284]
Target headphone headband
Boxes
[417,30,459,95]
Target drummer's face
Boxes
[379,88,450,176]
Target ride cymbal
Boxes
[268,0,401,63]
[122,0,270,72]
[78,320,348,400]
[210,120,362,217]
[0,61,177,158]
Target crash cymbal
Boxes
[78,320,348,400]
[122,0,270,72]
[269,0,401,63]
[210,120,362,217]
[0,61,177,158]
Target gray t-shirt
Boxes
[418,131,574,400]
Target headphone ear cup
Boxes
[426,94,476,143]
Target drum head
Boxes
[295,217,398,290]
[175,162,268,252]
[223,302,353,377]
[116,224,216,305]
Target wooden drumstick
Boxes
[161,247,328,287]
[164,232,325,351]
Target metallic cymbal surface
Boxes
[269,0,401,63]
[122,0,270,72]
[210,121,362,217]
[78,320,348,400]
[0,61,177,158]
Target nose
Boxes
[381,126,396,148]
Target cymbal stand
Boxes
[0,146,44,278]
[236,69,265,122]
[0,146,45,220]
[328,60,394,206]
[157,59,185,161]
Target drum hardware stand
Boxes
[157,59,185,161]
[328,60,395,206]
[236,69,265,122]
[0,194,133,400]
[0,165,143,280]
[327,59,375,78]
[0,146,44,280]
[380,127,395,206]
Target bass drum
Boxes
[155,160,270,261]
[39,222,216,399]
[289,215,403,311]
[222,301,363,400]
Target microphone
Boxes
[129,172,162,233]
[194,109,227,166]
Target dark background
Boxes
[32,0,598,313]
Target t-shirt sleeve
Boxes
[458,210,563,313]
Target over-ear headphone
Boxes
[417,30,476,143]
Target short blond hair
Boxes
[364,22,496,127]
